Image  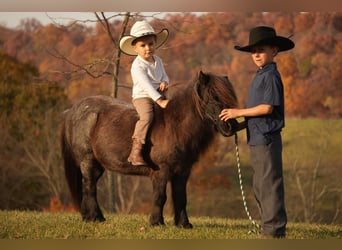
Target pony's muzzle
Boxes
[218,119,239,137]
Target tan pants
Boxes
[132,98,154,144]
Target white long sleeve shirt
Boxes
[131,55,169,101]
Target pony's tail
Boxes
[60,121,82,211]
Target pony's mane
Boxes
[209,74,238,108]
[166,80,192,99]
[165,80,195,113]
[192,72,238,119]
[164,72,237,121]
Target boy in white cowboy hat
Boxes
[120,20,170,166]
[220,26,294,238]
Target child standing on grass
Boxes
[119,20,170,166]
[220,26,295,238]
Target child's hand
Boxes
[159,82,168,92]
[219,108,240,121]
[156,98,169,109]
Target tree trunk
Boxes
[112,12,130,98]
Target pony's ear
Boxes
[194,71,207,100]
[198,71,210,85]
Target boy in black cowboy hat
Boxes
[220,26,295,238]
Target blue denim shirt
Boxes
[246,62,285,145]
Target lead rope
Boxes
[234,133,260,234]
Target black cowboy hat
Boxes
[234,26,295,52]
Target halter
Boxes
[193,76,236,137]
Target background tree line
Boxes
[0,12,341,224]
[1,12,342,117]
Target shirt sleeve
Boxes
[157,57,169,84]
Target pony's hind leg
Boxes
[171,174,193,228]
[80,157,105,222]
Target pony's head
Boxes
[193,71,239,137]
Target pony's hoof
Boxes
[178,223,193,229]
[152,223,166,227]
[96,216,106,222]
[82,215,106,222]
[150,217,165,226]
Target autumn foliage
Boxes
[1,12,341,118]
[43,196,76,213]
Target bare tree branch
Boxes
[47,48,113,78]
[94,12,117,46]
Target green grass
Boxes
[282,118,342,168]
[0,210,341,239]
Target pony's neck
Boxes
[162,82,215,151]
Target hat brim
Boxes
[119,29,169,56]
[234,36,295,52]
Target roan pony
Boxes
[61,71,239,228]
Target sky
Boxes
[0,12,112,28]
[0,12,204,29]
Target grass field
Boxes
[0,210,341,239]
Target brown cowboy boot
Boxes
[128,139,147,166]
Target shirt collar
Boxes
[257,62,276,74]
[137,55,155,65]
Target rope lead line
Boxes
[234,133,260,234]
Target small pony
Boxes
[61,71,239,228]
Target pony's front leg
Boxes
[80,158,105,222]
[149,167,169,226]
[171,173,193,228]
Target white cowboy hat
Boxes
[119,20,169,56]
